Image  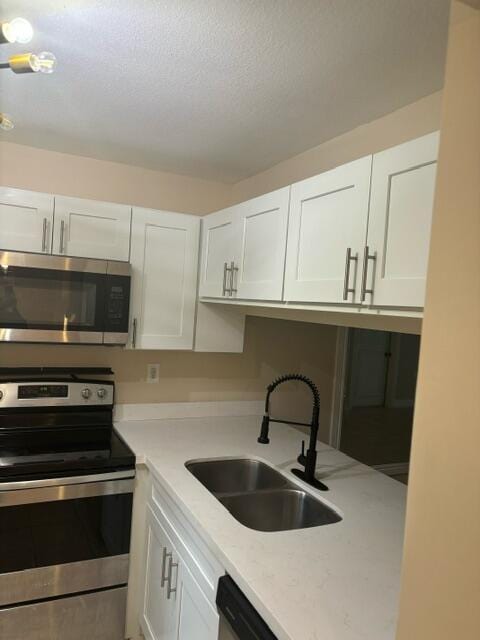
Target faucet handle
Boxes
[297,440,307,466]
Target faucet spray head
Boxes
[257,415,270,444]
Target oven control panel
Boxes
[18,384,69,399]
[0,381,114,408]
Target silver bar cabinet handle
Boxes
[132,318,137,348]
[222,262,229,296]
[166,554,178,599]
[59,220,65,254]
[161,547,171,588]
[343,247,357,301]
[229,260,238,296]
[361,245,376,302]
[41,217,48,252]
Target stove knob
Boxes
[81,388,92,400]
[97,388,107,399]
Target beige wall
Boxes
[397,3,480,639]
[0,87,443,430]
[0,316,337,440]
[0,141,231,214]
[1,90,442,213]
[231,91,443,203]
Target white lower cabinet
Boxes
[129,208,200,350]
[142,507,180,640]
[177,562,220,640]
[141,492,221,640]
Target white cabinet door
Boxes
[234,187,290,301]
[0,187,54,254]
[53,196,131,260]
[129,208,200,350]
[284,156,372,303]
[366,132,439,308]
[198,208,238,298]
[141,507,180,640]
[177,562,219,640]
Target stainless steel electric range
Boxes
[0,369,135,640]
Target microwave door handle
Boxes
[132,318,137,349]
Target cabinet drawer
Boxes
[149,477,224,604]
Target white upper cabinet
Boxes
[365,132,439,308]
[0,187,54,254]
[198,208,238,298]
[284,156,372,304]
[233,187,290,301]
[199,187,290,301]
[129,207,200,350]
[53,196,131,261]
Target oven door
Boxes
[0,471,134,607]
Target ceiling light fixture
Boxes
[0,114,14,131]
[1,51,57,74]
[0,18,57,130]
[0,18,33,44]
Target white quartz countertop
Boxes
[115,414,406,640]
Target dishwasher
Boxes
[216,575,278,640]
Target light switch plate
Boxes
[147,364,160,384]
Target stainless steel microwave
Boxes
[0,251,131,345]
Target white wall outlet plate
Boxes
[147,363,160,384]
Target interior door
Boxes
[366,132,439,307]
[234,187,290,301]
[198,208,238,298]
[0,187,54,254]
[129,207,200,349]
[345,329,390,408]
[284,156,372,303]
[53,196,131,261]
[141,507,180,640]
[177,562,220,640]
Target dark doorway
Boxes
[339,329,420,484]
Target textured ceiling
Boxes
[0,0,450,182]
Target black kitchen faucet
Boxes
[257,373,328,491]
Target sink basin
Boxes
[186,458,288,494]
[219,489,342,532]
[185,458,342,532]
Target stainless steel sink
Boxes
[185,458,342,532]
[186,458,288,494]
[219,489,341,532]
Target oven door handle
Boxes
[0,469,134,492]
[0,476,134,507]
